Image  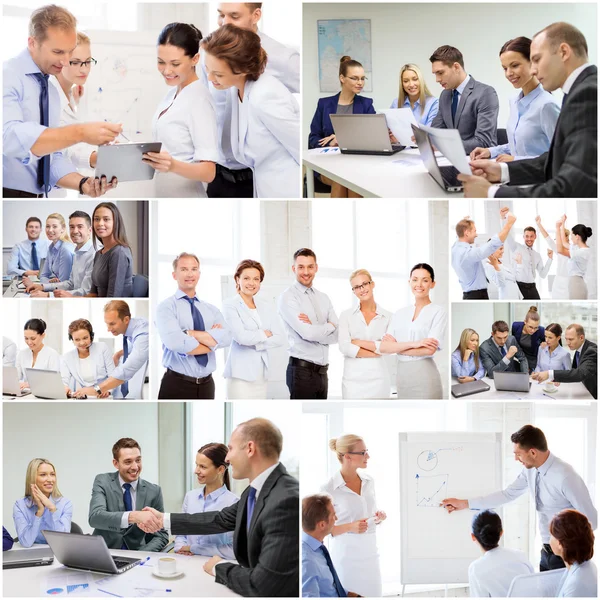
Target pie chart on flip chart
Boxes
[46,589,64,595]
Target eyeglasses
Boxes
[69,58,97,68]
[347,450,369,456]
[351,281,372,292]
[345,76,367,82]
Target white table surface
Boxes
[303,147,462,198]
[451,377,593,400]
[3,545,240,597]
[3,383,150,401]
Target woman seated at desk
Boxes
[452,328,485,383]
[390,63,439,126]
[15,318,60,388]
[309,56,374,198]
[534,323,571,375]
[61,319,114,397]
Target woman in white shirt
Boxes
[61,319,114,397]
[223,259,284,399]
[15,319,60,388]
[338,269,392,399]
[550,509,597,597]
[380,263,447,399]
[143,23,219,197]
[468,510,534,597]
[484,244,521,300]
[556,217,592,300]
[536,216,569,299]
[202,24,300,198]
[321,434,386,597]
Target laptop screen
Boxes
[412,125,446,188]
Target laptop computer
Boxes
[43,531,141,575]
[26,368,70,399]
[330,114,405,155]
[451,379,490,398]
[411,124,463,192]
[493,372,532,393]
[3,366,29,396]
[3,547,54,569]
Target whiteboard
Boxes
[399,432,502,584]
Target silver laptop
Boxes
[494,372,532,393]
[3,547,54,569]
[451,379,490,398]
[95,142,162,183]
[330,114,404,155]
[25,368,69,399]
[43,531,140,575]
[3,366,29,396]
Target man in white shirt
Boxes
[441,424,597,571]
[6,217,49,277]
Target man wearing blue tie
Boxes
[6,217,49,278]
[156,253,232,399]
[73,300,149,399]
[3,5,121,198]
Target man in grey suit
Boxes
[461,22,597,198]
[88,438,168,551]
[430,45,499,154]
[139,418,299,598]
[479,320,529,378]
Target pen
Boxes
[542,393,555,399]
[139,556,151,565]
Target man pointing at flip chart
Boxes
[441,425,597,572]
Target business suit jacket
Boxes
[88,472,168,552]
[171,463,299,597]
[497,65,597,197]
[308,93,375,149]
[222,295,285,382]
[553,339,597,399]
[60,342,115,391]
[479,336,529,378]
[511,321,546,370]
[431,76,499,153]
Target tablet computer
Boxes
[95,142,162,182]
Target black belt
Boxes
[289,357,329,374]
[216,164,253,183]
[167,369,213,385]
[3,187,43,198]
[519,282,537,288]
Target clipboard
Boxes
[95,142,162,182]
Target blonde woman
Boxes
[321,434,386,597]
[338,269,392,399]
[452,328,485,383]
[13,458,72,547]
[390,63,439,126]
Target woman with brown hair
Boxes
[511,306,545,372]
[222,259,284,399]
[202,24,299,198]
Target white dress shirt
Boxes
[504,228,552,284]
[3,337,17,367]
[484,259,520,299]
[16,345,61,381]
[43,239,95,296]
[568,244,590,277]
[468,546,534,598]
[557,560,597,597]
[118,475,138,529]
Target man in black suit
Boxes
[139,418,299,598]
[533,324,597,399]
[479,320,529,378]
[460,22,597,198]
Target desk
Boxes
[303,147,462,198]
[451,377,593,400]
[3,545,240,597]
[3,383,150,401]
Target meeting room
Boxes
[302,2,597,198]
[301,400,598,598]
[149,198,449,400]
[2,401,300,597]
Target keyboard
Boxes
[440,165,461,187]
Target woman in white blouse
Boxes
[338,269,392,399]
[321,434,386,597]
[15,319,60,388]
[143,23,219,197]
[380,263,447,399]
[536,216,569,299]
[468,510,534,597]
[484,244,521,299]
[556,216,592,300]
[60,319,114,397]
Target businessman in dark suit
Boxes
[460,22,597,197]
[139,418,299,598]
[479,320,529,378]
[429,45,499,153]
[533,324,597,399]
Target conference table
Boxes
[303,147,463,198]
[3,544,240,597]
[451,377,593,400]
[2,385,150,401]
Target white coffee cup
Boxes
[543,381,555,393]
[158,557,177,575]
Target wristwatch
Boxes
[78,176,90,194]
[93,384,102,396]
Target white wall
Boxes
[451,302,510,349]
[3,403,159,536]
[302,3,598,142]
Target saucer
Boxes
[152,566,184,579]
[543,387,557,394]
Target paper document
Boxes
[382,108,418,146]
[420,125,471,174]
[41,571,95,596]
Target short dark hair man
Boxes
[6,217,49,277]
[479,320,529,377]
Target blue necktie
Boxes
[320,544,346,597]
[451,89,459,125]
[184,296,208,367]
[31,242,39,271]
[121,483,133,549]
[500,345,507,358]
[574,350,580,367]
[32,73,50,197]
[121,336,129,397]
[246,487,256,532]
